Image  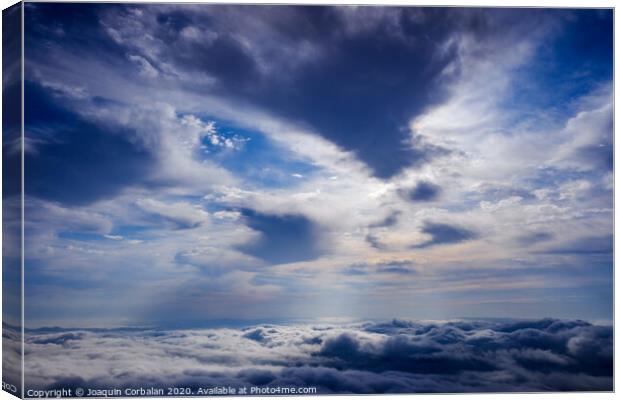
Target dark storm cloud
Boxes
[160,7,432,179]
[28,4,555,179]
[23,82,156,205]
[19,318,612,393]
[137,6,567,179]
[401,181,442,202]
[414,222,477,248]
[236,209,323,264]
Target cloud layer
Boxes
[18,319,612,393]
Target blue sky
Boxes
[18,4,612,328]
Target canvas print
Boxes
[1,2,614,397]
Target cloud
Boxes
[94,5,511,178]
[414,222,477,248]
[31,332,86,346]
[128,54,159,78]
[26,198,114,236]
[103,234,123,241]
[365,234,386,251]
[135,198,208,229]
[547,87,613,173]
[517,231,553,246]
[24,76,238,206]
[343,260,416,276]
[368,211,400,228]
[18,318,612,393]
[2,323,22,390]
[24,81,157,205]
[175,247,263,275]
[242,328,269,343]
[542,235,613,255]
[236,209,324,264]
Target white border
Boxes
[0,1,616,400]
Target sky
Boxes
[17,4,613,328]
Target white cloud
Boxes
[180,26,218,44]
[213,210,242,220]
[103,234,124,241]
[128,54,159,78]
[546,89,612,172]
[72,100,238,193]
[176,246,264,274]
[26,198,114,235]
[135,198,209,229]
[18,319,612,392]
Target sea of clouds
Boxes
[5,318,612,394]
